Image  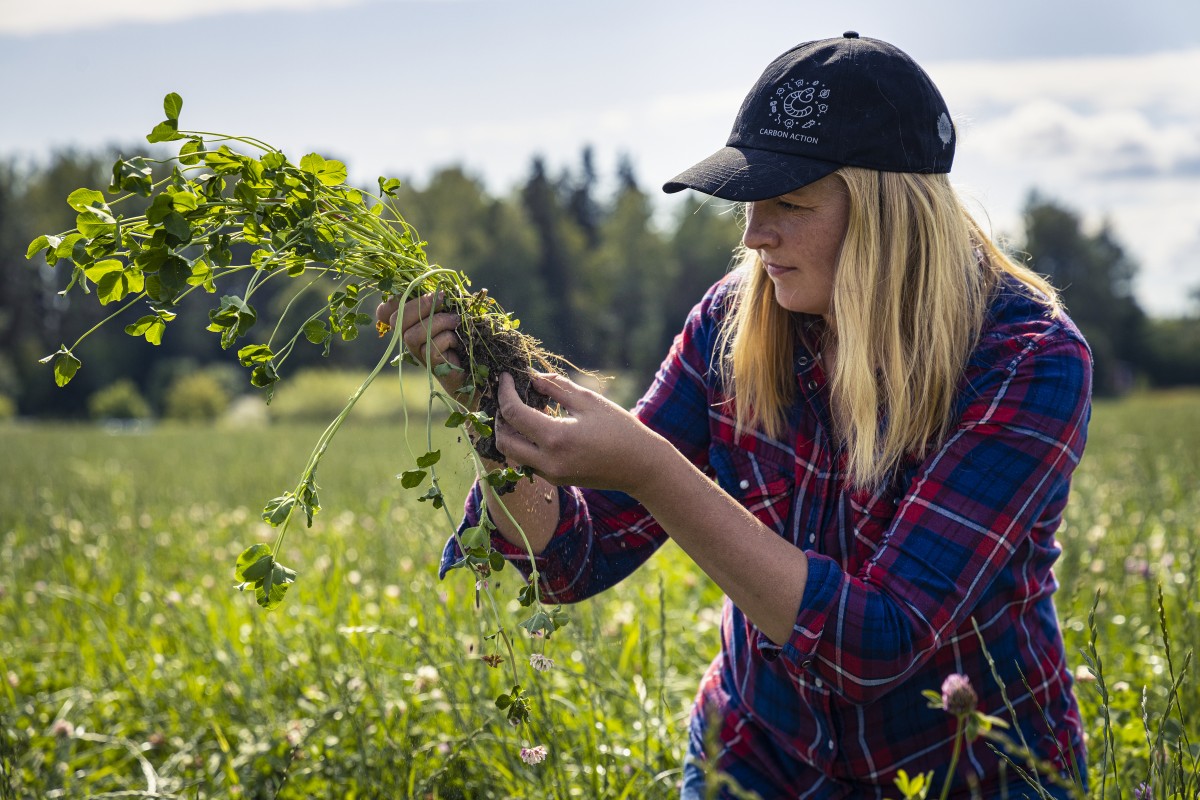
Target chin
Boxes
[772,285,823,315]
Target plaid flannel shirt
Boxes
[441,273,1092,799]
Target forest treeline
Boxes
[1,146,1197,421]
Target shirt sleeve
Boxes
[438,279,729,603]
[770,325,1092,704]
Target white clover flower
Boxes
[520,745,548,765]
[529,653,555,672]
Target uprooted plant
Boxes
[26,92,572,732]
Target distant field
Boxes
[1,390,1198,798]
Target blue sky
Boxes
[2,0,1198,316]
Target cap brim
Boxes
[662,146,841,201]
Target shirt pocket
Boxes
[708,441,794,535]
[845,463,920,566]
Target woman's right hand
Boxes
[375,292,469,397]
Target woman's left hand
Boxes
[493,371,665,496]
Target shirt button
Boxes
[738,479,750,490]
[806,380,818,390]
[797,356,810,366]
[801,659,812,668]
[807,533,816,544]
[814,677,823,688]
[827,739,835,750]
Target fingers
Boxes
[398,294,461,369]
[398,291,444,333]
[375,299,396,327]
[527,371,586,413]
[495,373,550,440]
[407,329,461,367]
[493,375,552,476]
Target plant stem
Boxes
[269,267,455,557]
[939,718,965,800]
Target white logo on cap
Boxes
[768,78,830,131]
[937,112,953,147]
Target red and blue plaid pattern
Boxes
[442,273,1092,799]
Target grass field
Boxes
[1,389,1198,798]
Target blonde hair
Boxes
[717,167,1060,489]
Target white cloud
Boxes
[925,49,1200,316]
[0,0,371,36]
[930,50,1200,122]
[963,99,1200,179]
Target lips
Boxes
[765,263,796,277]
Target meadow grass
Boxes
[1,389,1197,798]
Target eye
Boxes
[775,198,808,212]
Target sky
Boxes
[2,0,1198,317]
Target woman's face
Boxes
[742,173,850,318]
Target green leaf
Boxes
[145,193,175,225]
[417,486,444,509]
[26,234,60,259]
[256,561,297,610]
[146,254,190,303]
[110,156,153,195]
[302,319,329,344]
[261,152,286,170]
[207,295,258,343]
[178,138,204,165]
[250,363,279,389]
[237,343,275,366]
[76,210,114,238]
[416,450,441,468]
[170,191,200,212]
[163,92,183,121]
[235,543,274,582]
[300,153,348,186]
[378,177,402,196]
[459,526,488,552]
[124,314,167,345]
[83,258,120,282]
[204,146,243,174]
[399,469,427,489]
[519,610,553,636]
[262,494,296,526]
[54,233,85,260]
[47,350,81,387]
[187,259,215,292]
[147,119,182,143]
[67,188,108,214]
[161,212,192,245]
[299,479,320,526]
[96,266,144,306]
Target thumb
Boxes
[528,371,586,413]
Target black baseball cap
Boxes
[663,32,955,201]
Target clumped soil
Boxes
[454,306,565,464]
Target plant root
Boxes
[452,295,568,464]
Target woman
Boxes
[380,32,1091,800]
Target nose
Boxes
[741,201,779,251]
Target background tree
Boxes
[520,157,588,362]
[394,166,550,346]
[3,146,1197,421]
[580,156,674,388]
[1019,193,1147,395]
[662,195,742,355]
